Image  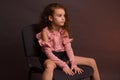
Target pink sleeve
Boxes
[36,32,51,47]
[63,37,77,68]
[36,32,69,69]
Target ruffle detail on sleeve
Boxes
[38,40,51,48]
[63,37,73,45]
[36,32,51,48]
[36,32,41,40]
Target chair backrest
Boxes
[22,24,43,57]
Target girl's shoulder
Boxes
[42,27,49,32]
[41,27,53,38]
[36,27,49,39]
[60,29,69,38]
[41,27,51,36]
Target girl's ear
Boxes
[48,16,53,22]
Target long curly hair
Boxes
[38,3,70,33]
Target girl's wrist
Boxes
[62,65,69,70]
[71,65,77,68]
[70,60,76,66]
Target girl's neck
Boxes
[52,25,61,31]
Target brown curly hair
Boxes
[38,3,70,33]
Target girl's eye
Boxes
[58,14,62,17]
[58,14,65,17]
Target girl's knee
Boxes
[90,58,96,62]
[89,58,96,66]
[44,60,56,71]
[46,64,56,69]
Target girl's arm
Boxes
[36,31,69,69]
[63,31,77,68]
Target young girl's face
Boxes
[49,8,65,27]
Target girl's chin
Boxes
[55,23,64,27]
[60,23,65,26]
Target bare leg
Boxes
[74,56,100,80]
[42,59,57,80]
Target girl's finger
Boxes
[78,68,84,74]
[64,68,74,76]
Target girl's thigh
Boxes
[74,56,95,66]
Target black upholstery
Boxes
[22,24,93,80]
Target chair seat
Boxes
[53,65,93,80]
[30,65,93,80]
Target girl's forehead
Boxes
[53,8,65,14]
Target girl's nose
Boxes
[62,17,65,21]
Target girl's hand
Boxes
[71,66,84,74]
[63,67,74,76]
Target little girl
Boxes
[36,3,100,80]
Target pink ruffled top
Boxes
[36,27,76,69]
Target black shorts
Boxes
[39,51,69,66]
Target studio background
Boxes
[0,0,120,80]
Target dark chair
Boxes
[22,24,93,80]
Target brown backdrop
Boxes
[0,0,120,80]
